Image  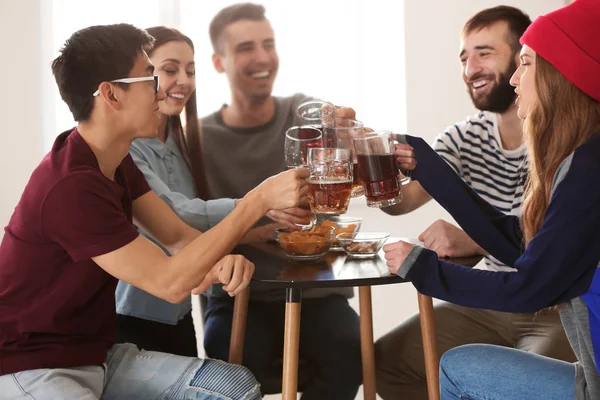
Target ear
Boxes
[96,82,123,111]
[212,53,225,73]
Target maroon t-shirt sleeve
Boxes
[121,154,151,200]
[42,171,141,262]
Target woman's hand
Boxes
[383,240,416,275]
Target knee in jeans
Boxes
[440,344,486,379]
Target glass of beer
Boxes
[322,119,365,197]
[352,131,410,207]
[296,100,336,146]
[307,147,353,214]
[285,126,323,169]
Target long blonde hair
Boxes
[521,55,600,244]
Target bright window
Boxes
[43,0,406,150]
[42,0,164,150]
[181,0,406,132]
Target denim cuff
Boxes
[206,199,236,228]
[396,245,425,279]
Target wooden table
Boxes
[228,239,480,400]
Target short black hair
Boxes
[51,23,155,122]
[463,6,532,52]
[209,3,266,54]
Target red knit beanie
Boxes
[520,0,600,102]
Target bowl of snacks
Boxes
[313,216,362,251]
[275,226,335,261]
[336,232,390,258]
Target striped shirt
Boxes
[433,111,527,272]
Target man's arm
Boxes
[131,190,201,253]
[401,135,523,264]
[418,219,489,258]
[93,191,265,303]
[381,181,432,215]
[92,168,309,303]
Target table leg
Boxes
[418,293,440,400]
[359,286,376,400]
[228,287,250,365]
[282,288,302,400]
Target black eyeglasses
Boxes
[93,75,160,96]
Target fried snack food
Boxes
[313,220,357,246]
[278,230,331,256]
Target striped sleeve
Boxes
[433,123,466,176]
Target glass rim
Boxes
[295,100,335,121]
[285,125,323,142]
[336,231,391,239]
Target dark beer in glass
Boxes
[353,131,409,207]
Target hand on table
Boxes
[418,220,484,258]
[383,240,416,275]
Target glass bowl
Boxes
[336,232,391,258]
[312,215,363,251]
[275,226,335,261]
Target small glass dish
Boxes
[312,216,363,251]
[275,226,334,262]
[336,232,390,258]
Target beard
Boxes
[469,57,518,113]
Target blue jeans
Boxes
[0,343,260,399]
[440,344,576,400]
[204,295,362,400]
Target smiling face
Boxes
[212,19,279,103]
[510,45,537,120]
[459,21,519,113]
[150,40,196,117]
[116,53,165,139]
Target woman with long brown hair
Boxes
[116,26,311,356]
[383,0,600,398]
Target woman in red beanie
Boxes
[382,0,600,398]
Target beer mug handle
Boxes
[393,134,412,185]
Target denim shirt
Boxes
[115,134,236,325]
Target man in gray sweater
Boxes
[199,3,362,399]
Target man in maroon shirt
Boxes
[0,23,307,399]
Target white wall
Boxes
[0,0,45,235]
[340,1,566,357]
